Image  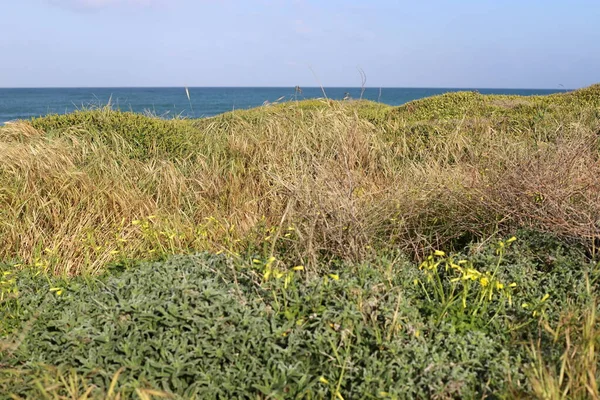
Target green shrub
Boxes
[1,234,597,399]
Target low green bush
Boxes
[1,233,597,399]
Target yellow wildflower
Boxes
[274,270,285,280]
[541,293,550,302]
[463,268,481,280]
[263,269,272,281]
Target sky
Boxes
[0,0,599,88]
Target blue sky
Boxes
[1,0,599,88]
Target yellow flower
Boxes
[463,268,481,280]
[480,277,489,287]
[433,250,446,257]
[509,282,517,287]
[274,270,285,280]
[292,265,304,271]
[521,303,529,309]
[328,274,339,281]
[506,236,517,244]
[449,263,462,271]
[49,287,63,296]
[319,376,329,384]
[541,293,550,302]
[496,282,504,290]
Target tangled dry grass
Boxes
[1,86,599,275]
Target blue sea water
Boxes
[0,87,563,125]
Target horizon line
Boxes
[0,85,575,91]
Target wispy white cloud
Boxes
[293,19,312,35]
[47,0,167,11]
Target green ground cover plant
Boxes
[1,234,598,399]
[1,86,600,398]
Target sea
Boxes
[0,87,564,125]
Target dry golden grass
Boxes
[1,88,600,275]
[0,365,171,399]
[526,282,599,400]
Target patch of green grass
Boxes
[29,107,201,161]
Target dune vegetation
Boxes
[1,86,600,398]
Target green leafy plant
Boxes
[416,237,520,328]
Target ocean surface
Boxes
[0,87,564,125]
